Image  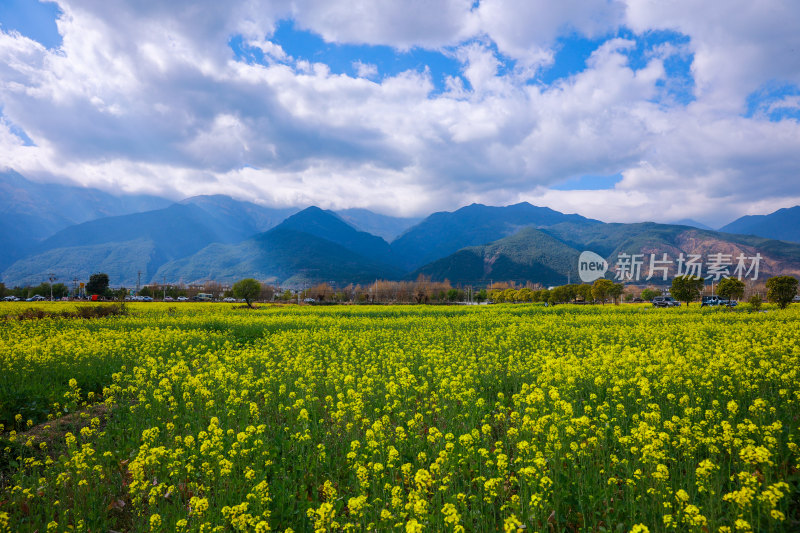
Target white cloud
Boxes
[476,0,624,67]
[766,95,800,115]
[247,39,291,63]
[624,0,800,113]
[290,0,477,50]
[0,0,798,227]
[352,60,378,79]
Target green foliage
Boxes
[548,284,578,304]
[446,288,463,302]
[86,272,110,296]
[671,275,704,306]
[641,288,662,301]
[609,283,624,305]
[591,278,614,304]
[536,288,550,303]
[576,284,593,302]
[2,303,799,531]
[52,283,69,299]
[749,294,762,310]
[766,275,799,309]
[717,277,745,302]
[232,278,261,307]
[114,287,129,301]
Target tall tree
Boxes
[641,288,662,301]
[591,278,614,304]
[717,277,745,304]
[86,273,110,296]
[233,278,261,308]
[51,283,69,299]
[671,275,704,306]
[766,275,798,309]
[609,283,625,305]
[576,284,593,303]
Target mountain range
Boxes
[719,206,800,244]
[0,169,170,270]
[2,170,800,288]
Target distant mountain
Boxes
[279,207,395,266]
[412,227,580,286]
[334,208,422,241]
[180,195,297,234]
[413,221,800,286]
[2,198,298,287]
[6,190,800,289]
[540,221,800,282]
[0,170,170,269]
[154,218,403,287]
[391,202,599,271]
[719,206,800,243]
[2,239,156,288]
[671,218,713,231]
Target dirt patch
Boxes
[2,303,129,322]
[17,402,111,456]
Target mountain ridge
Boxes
[719,206,800,244]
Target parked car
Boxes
[164,296,174,302]
[652,296,680,307]
[223,297,236,302]
[3,295,20,301]
[701,295,737,307]
[25,295,47,302]
[177,296,189,302]
[793,295,800,303]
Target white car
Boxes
[177,296,189,301]
[3,295,19,301]
[223,297,236,302]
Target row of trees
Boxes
[669,275,798,309]
[6,271,797,309]
[488,279,626,305]
[230,274,799,308]
[488,275,799,309]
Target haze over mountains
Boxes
[0,170,171,271]
[3,171,800,288]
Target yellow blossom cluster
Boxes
[0,301,798,532]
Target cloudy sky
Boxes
[1,0,799,226]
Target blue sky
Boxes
[0,0,61,48]
[1,0,799,225]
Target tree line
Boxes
[5,272,797,308]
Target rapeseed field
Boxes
[0,302,798,532]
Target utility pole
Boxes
[137,270,142,293]
[162,275,167,300]
[48,273,57,300]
